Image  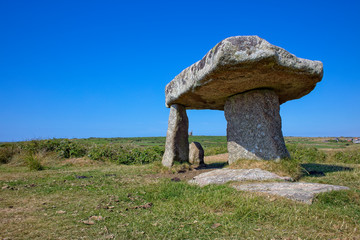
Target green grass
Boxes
[1,136,360,239]
[1,162,359,239]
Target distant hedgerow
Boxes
[88,144,164,165]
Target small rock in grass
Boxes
[82,220,95,225]
[211,223,221,229]
[90,215,103,221]
[56,210,66,214]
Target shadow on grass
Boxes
[195,162,228,170]
[301,163,353,177]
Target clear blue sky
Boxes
[1,0,359,141]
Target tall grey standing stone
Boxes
[162,104,189,167]
[224,89,290,164]
[189,142,205,165]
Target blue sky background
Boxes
[1,0,359,141]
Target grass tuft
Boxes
[25,153,44,171]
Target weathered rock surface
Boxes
[162,104,189,167]
[233,182,349,204]
[188,168,291,187]
[225,89,290,163]
[189,142,205,165]
[165,35,323,110]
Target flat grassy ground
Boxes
[1,137,360,239]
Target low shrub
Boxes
[25,153,44,171]
[87,145,119,162]
[0,144,17,164]
[0,143,20,163]
[88,144,164,165]
[19,139,87,158]
[122,146,164,165]
[55,139,87,158]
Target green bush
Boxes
[88,144,164,165]
[25,154,44,171]
[0,144,17,164]
[20,139,61,153]
[19,139,87,158]
[55,139,87,158]
[87,144,119,162]
[122,146,164,164]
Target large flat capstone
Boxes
[165,36,323,110]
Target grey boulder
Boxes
[189,142,205,166]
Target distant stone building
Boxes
[353,138,360,144]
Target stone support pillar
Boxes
[224,89,290,164]
[162,104,189,167]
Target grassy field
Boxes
[1,136,360,239]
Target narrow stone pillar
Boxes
[162,104,189,167]
[224,89,290,164]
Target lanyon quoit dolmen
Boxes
[162,36,323,167]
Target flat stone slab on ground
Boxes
[233,182,349,204]
[188,168,291,187]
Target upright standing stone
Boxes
[224,89,290,164]
[189,142,205,166]
[162,104,189,167]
